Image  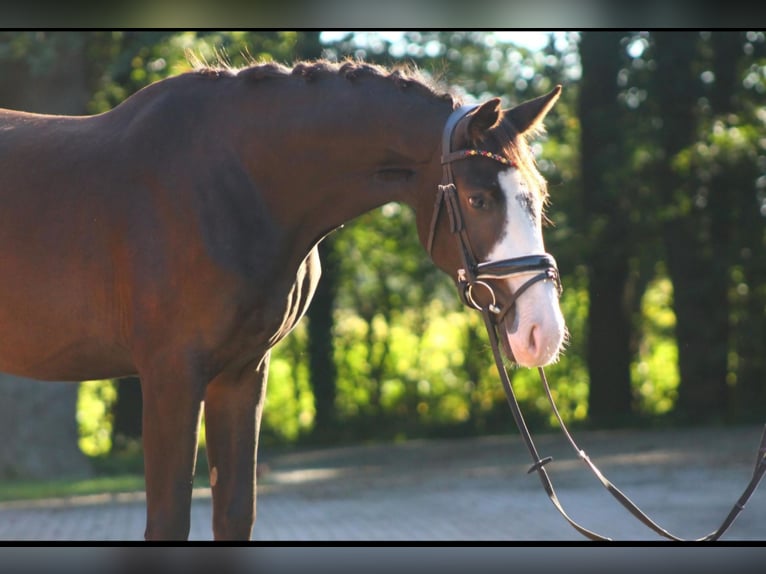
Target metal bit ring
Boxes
[464,280,501,314]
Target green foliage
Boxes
[0,474,145,502]
[262,322,315,443]
[77,380,117,456]
[259,263,595,444]
[632,274,680,416]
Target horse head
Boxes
[421,86,566,367]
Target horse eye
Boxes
[468,195,487,210]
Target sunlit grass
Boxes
[0,449,211,503]
[0,475,145,503]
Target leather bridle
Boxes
[427,104,563,332]
[430,104,766,541]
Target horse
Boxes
[0,59,565,540]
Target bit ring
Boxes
[465,280,500,314]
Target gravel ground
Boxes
[0,424,764,542]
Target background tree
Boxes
[697,31,766,422]
[652,32,731,423]
[729,32,766,422]
[577,31,636,426]
[306,237,341,439]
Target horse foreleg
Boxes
[203,352,270,540]
[139,361,206,540]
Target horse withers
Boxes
[0,60,564,539]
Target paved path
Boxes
[0,425,764,541]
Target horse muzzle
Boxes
[457,253,564,366]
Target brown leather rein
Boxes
[429,104,766,541]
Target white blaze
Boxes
[490,170,545,257]
[486,169,565,366]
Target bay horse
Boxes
[0,60,565,540]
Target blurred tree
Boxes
[653,31,730,423]
[307,237,340,438]
[708,32,766,422]
[112,376,142,449]
[577,31,635,425]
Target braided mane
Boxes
[193,58,459,106]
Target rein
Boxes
[432,104,766,541]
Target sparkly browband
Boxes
[441,148,516,167]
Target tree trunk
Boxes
[578,31,634,426]
[0,375,91,479]
[709,32,766,422]
[307,237,340,438]
[733,221,766,421]
[112,377,143,449]
[653,31,730,422]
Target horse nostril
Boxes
[528,325,539,354]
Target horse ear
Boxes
[507,85,562,135]
[464,97,503,142]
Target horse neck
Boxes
[231,81,454,257]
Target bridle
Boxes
[429,104,766,541]
[427,104,562,331]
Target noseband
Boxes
[426,105,562,329]
[428,104,766,541]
